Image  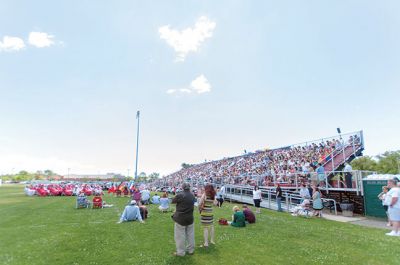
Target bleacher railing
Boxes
[283,130,364,150]
[223,184,338,215]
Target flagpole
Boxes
[134,110,140,181]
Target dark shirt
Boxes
[172,190,195,226]
[243,208,256,223]
[308,187,313,197]
[276,187,282,198]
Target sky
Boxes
[1,1,400,176]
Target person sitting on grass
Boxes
[291,196,311,216]
[139,204,148,220]
[117,200,144,224]
[132,188,141,204]
[228,206,246,227]
[159,193,170,212]
[151,193,161,204]
[242,205,256,224]
[141,188,151,205]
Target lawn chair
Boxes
[92,196,103,209]
[76,195,90,209]
[323,200,335,213]
[299,202,312,218]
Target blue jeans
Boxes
[277,197,282,212]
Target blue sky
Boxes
[0,1,399,176]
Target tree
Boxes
[351,150,400,174]
[14,170,32,181]
[44,169,55,176]
[375,151,400,174]
[181,163,193,169]
[351,156,378,171]
[148,172,160,180]
[136,172,147,182]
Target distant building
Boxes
[63,173,124,180]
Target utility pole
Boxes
[134,111,140,181]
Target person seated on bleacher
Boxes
[151,193,161,204]
[159,193,170,212]
[291,196,311,216]
[117,200,144,224]
[228,206,246,227]
[242,205,256,224]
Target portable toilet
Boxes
[363,174,399,218]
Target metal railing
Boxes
[223,184,338,215]
[227,170,373,196]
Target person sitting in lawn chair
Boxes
[92,193,103,209]
[123,186,130,197]
[76,192,91,209]
[291,196,312,217]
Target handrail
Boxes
[224,184,338,215]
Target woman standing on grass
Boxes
[253,186,262,214]
[312,186,323,217]
[199,184,216,247]
[385,179,400,236]
[378,186,391,226]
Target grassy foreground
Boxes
[0,185,399,265]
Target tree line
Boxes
[351,150,400,174]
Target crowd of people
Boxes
[156,134,362,189]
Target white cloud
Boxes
[28,31,55,48]
[166,74,211,95]
[190,74,211,94]
[159,16,216,61]
[0,36,25,52]
[166,89,177,94]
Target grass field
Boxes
[0,185,399,265]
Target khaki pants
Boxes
[174,222,195,256]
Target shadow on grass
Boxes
[164,243,222,265]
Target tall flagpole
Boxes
[134,110,140,181]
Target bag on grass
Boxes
[218,218,228,225]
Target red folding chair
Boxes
[92,196,103,209]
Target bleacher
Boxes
[158,131,364,190]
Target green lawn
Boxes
[0,185,399,265]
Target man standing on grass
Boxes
[171,182,195,256]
